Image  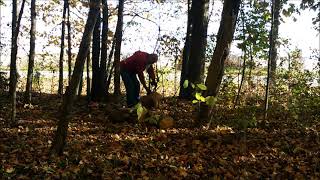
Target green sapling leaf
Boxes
[197,84,207,91]
[183,80,189,88]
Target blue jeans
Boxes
[120,69,140,107]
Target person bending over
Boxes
[120,51,158,107]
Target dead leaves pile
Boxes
[0,94,319,179]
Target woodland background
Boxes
[0,0,319,178]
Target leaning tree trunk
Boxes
[184,0,209,99]
[58,0,68,95]
[205,0,241,97]
[269,0,280,85]
[50,0,100,155]
[10,0,26,125]
[91,4,101,102]
[99,0,108,100]
[179,0,192,99]
[113,0,124,96]
[67,0,72,85]
[25,0,36,104]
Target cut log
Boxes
[140,92,162,109]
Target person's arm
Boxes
[138,72,151,94]
[147,65,157,86]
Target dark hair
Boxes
[147,53,158,63]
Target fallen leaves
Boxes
[0,94,320,179]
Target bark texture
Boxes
[113,0,124,96]
[205,0,241,97]
[50,0,100,155]
[25,0,36,104]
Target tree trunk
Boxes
[270,0,280,84]
[179,0,192,98]
[91,3,101,101]
[50,0,100,155]
[184,0,209,99]
[9,0,17,95]
[234,7,246,107]
[25,0,36,104]
[205,0,241,97]
[86,50,91,102]
[105,33,116,94]
[58,0,68,95]
[10,0,26,125]
[78,71,83,97]
[67,0,72,86]
[99,0,108,100]
[113,0,124,96]
[264,0,276,119]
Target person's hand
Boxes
[146,88,152,95]
[151,81,157,87]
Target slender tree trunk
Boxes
[106,64,115,94]
[50,0,100,155]
[179,0,192,98]
[10,0,26,125]
[105,36,116,94]
[185,0,209,99]
[113,0,124,96]
[91,4,101,101]
[248,44,253,85]
[264,0,276,120]
[99,0,108,99]
[234,7,246,107]
[67,0,72,85]
[25,0,36,104]
[9,0,17,95]
[205,0,241,97]
[86,50,91,102]
[270,0,280,84]
[58,0,68,95]
[78,71,83,97]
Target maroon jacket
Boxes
[120,51,156,80]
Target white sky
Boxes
[0,0,319,69]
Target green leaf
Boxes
[183,80,189,88]
[192,100,198,104]
[135,103,147,121]
[205,96,217,107]
[197,84,207,91]
[191,83,195,89]
[195,92,202,100]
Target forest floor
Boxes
[0,93,319,179]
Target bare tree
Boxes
[58,0,68,95]
[179,0,192,98]
[99,0,108,99]
[205,0,241,97]
[113,0,124,96]
[67,0,72,85]
[91,1,101,101]
[270,0,280,84]
[264,0,278,119]
[25,0,36,104]
[184,0,209,99]
[50,0,100,155]
[10,0,26,125]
